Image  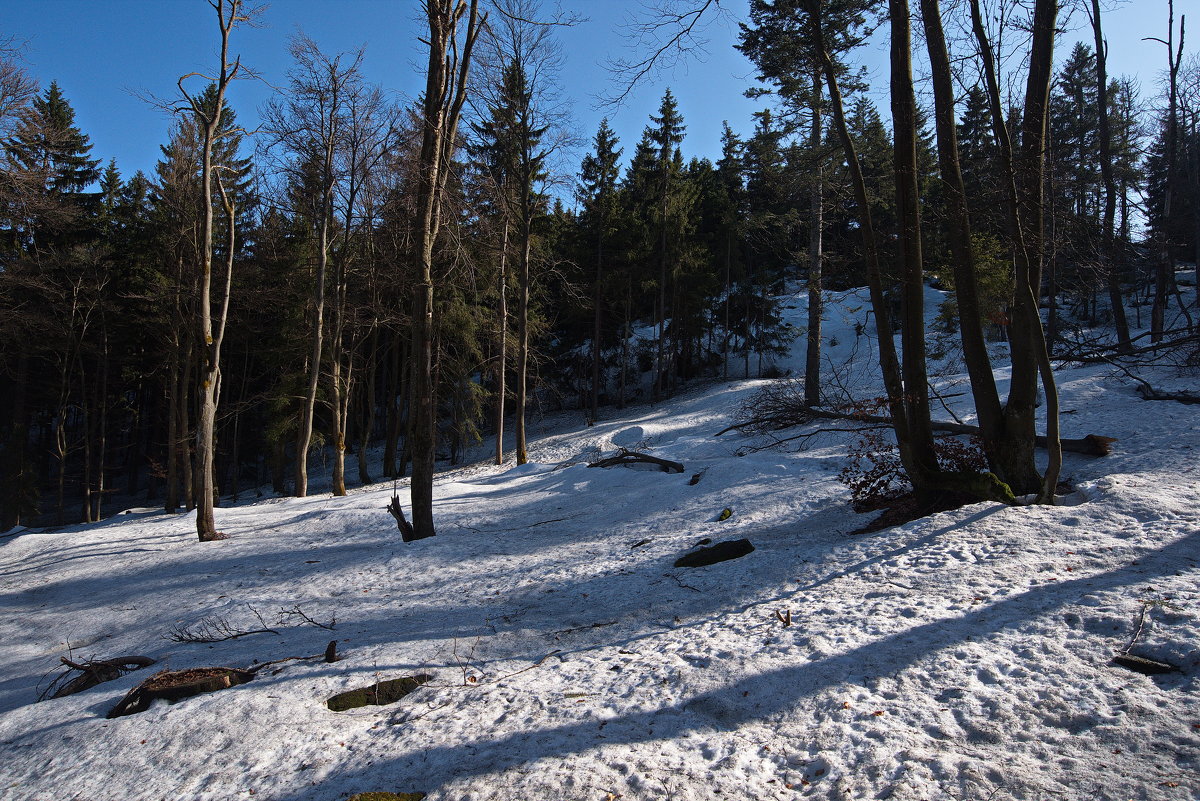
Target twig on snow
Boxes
[278,604,336,631]
[165,604,280,643]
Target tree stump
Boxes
[107,667,256,718]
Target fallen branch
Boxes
[166,605,280,643]
[278,604,336,631]
[248,640,340,675]
[1054,329,1199,363]
[722,402,1115,456]
[1136,384,1200,405]
[664,572,702,592]
[38,655,156,701]
[1096,357,1200,406]
[588,448,684,473]
[554,620,617,637]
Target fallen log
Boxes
[107,666,256,718]
[1136,384,1200,405]
[588,449,684,474]
[719,404,1115,456]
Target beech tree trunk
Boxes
[515,220,531,465]
[495,220,509,464]
[889,0,939,489]
[190,0,245,542]
[804,70,823,409]
[1090,0,1132,352]
[808,0,915,482]
[408,0,482,540]
[969,0,1061,498]
[920,0,1005,472]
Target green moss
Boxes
[326,675,432,712]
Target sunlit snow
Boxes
[1,284,1197,801]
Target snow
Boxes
[2,286,1198,801]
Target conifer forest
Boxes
[3,3,1200,800]
[1,0,1196,536]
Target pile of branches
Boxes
[722,379,832,436]
[1054,327,1200,367]
[720,380,1115,457]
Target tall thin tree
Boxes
[177,0,254,541]
[407,0,484,541]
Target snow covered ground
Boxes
[1,286,1198,801]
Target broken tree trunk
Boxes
[387,489,417,541]
[588,449,684,474]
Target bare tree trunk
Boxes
[358,328,378,485]
[329,364,350,496]
[969,0,1060,497]
[889,0,939,489]
[408,0,483,540]
[165,330,180,513]
[94,330,109,521]
[1152,0,1184,343]
[295,246,328,498]
[190,0,246,541]
[180,337,194,511]
[515,220,531,465]
[383,331,401,477]
[804,70,824,408]
[495,220,508,464]
[1089,0,1132,352]
[921,0,1006,472]
[808,0,914,475]
[81,357,93,523]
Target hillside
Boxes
[1,286,1198,801]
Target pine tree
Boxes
[152,83,252,515]
[577,119,622,422]
[648,88,686,397]
[0,81,102,525]
[4,81,100,251]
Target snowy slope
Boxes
[1,286,1198,801]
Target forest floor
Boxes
[1,284,1198,801]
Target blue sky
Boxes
[0,0,1176,198]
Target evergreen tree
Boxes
[576,118,622,421]
[4,81,100,251]
[647,88,686,397]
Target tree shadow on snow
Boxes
[272,527,1200,801]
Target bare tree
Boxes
[262,35,363,498]
[407,0,485,541]
[474,0,571,465]
[176,0,258,541]
[1145,0,1187,341]
[969,0,1063,500]
[1086,0,1133,353]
